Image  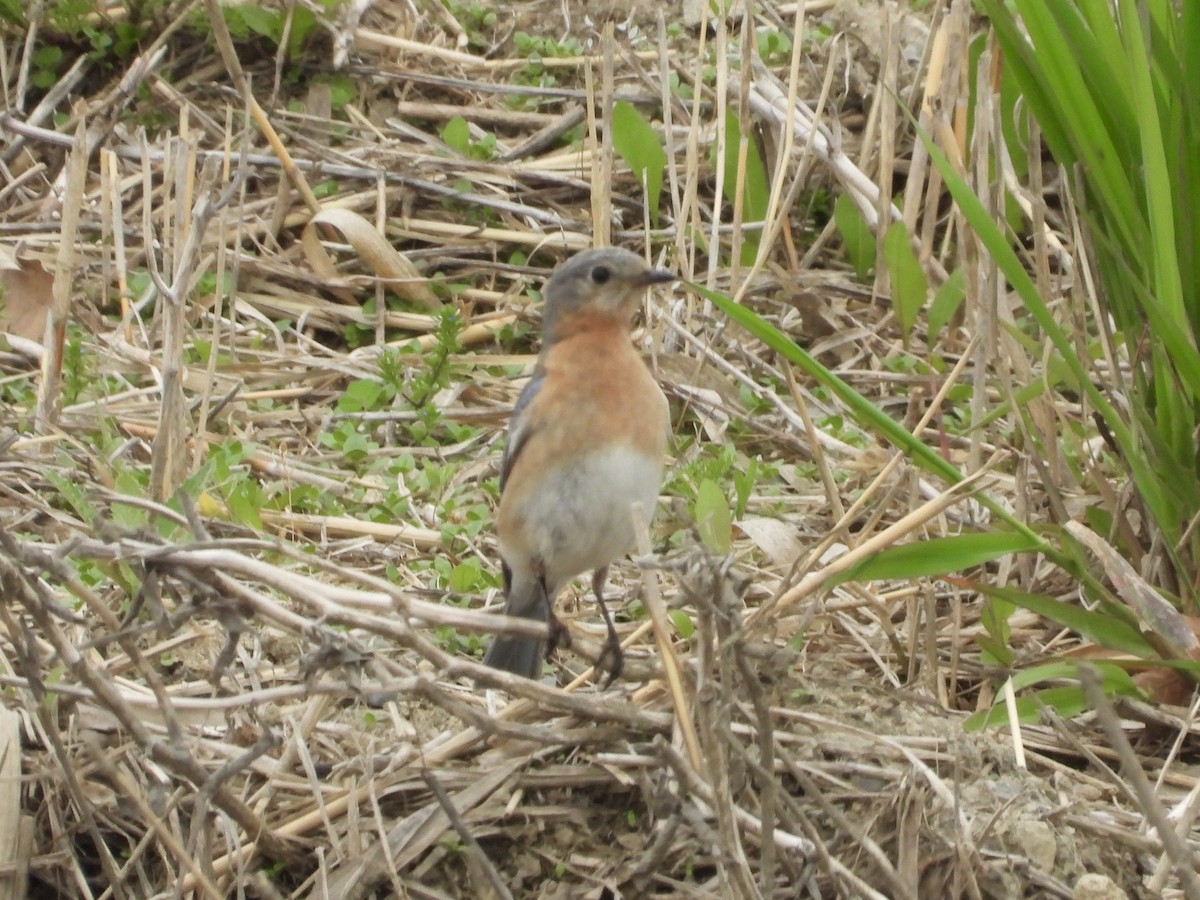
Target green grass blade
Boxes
[1117,0,1186,356]
[972,582,1152,657]
[832,531,1040,585]
[964,661,1144,730]
[882,220,926,343]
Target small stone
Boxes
[1008,818,1056,871]
[1072,873,1128,900]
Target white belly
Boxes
[499,447,662,590]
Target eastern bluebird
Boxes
[483,247,674,684]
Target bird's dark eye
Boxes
[590,265,611,285]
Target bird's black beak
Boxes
[639,269,676,287]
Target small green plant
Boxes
[46,468,97,528]
[221,3,321,56]
[11,0,166,90]
[440,498,492,543]
[509,30,583,100]
[194,269,234,304]
[337,378,395,414]
[31,44,64,89]
[399,308,464,440]
[442,116,499,161]
[445,558,493,593]
[365,485,411,524]
[666,72,694,102]
[668,441,777,549]
[264,483,335,516]
[321,74,358,112]
[438,179,503,228]
[320,421,380,462]
[220,480,267,531]
[60,328,92,405]
[513,30,582,61]
[445,0,499,51]
[668,609,695,639]
[51,0,147,59]
[182,440,266,529]
[805,21,834,44]
[111,469,151,531]
[755,27,793,65]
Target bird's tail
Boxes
[483,576,549,680]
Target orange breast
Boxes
[496,320,669,585]
[542,323,667,455]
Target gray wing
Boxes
[500,371,545,491]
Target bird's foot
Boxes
[545,611,571,657]
[594,630,624,689]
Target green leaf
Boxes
[32,44,63,68]
[325,76,357,110]
[732,120,770,224]
[833,194,875,280]
[448,560,484,593]
[882,220,927,342]
[669,609,696,639]
[337,379,388,413]
[974,582,1153,658]
[112,471,148,531]
[712,110,770,264]
[980,595,1015,667]
[694,479,731,554]
[963,662,1144,730]
[442,116,471,156]
[927,268,966,342]
[224,479,264,530]
[611,101,666,225]
[286,7,318,54]
[231,5,281,42]
[975,633,1015,668]
[832,531,1040,586]
[312,180,339,200]
[46,470,96,526]
[966,684,1086,730]
[731,457,758,519]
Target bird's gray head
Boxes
[539,247,674,346]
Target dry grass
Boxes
[0,0,1194,897]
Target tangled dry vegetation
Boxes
[0,0,1194,897]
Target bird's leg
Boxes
[590,566,624,688]
[539,574,570,658]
